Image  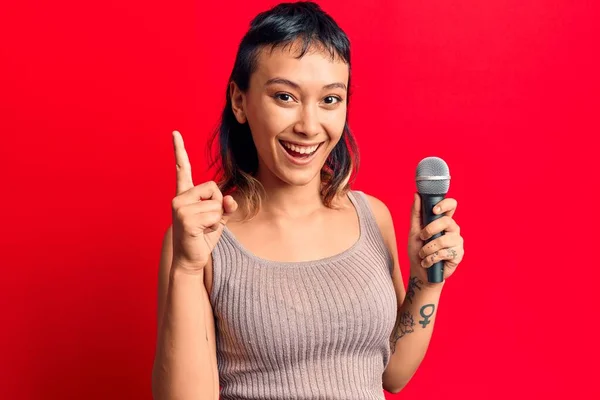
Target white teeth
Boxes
[281,141,319,155]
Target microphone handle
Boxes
[420,193,446,283]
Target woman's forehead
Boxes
[252,44,349,89]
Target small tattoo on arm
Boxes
[419,304,436,328]
[406,276,423,304]
[390,311,416,354]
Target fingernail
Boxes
[435,206,441,214]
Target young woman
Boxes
[152,2,465,399]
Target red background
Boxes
[1,0,598,399]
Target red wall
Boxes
[1,0,598,399]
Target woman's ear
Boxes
[230,81,247,124]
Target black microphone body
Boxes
[420,193,446,283]
[415,156,451,284]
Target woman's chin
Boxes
[275,166,323,187]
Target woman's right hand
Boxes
[170,130,238,273]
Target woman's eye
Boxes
[275,93,294,102]
[323,96,342,104]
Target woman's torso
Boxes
[206,190,397,400]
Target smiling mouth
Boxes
[279,140,323,159]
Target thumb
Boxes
[410,192,423,234]
[221,195,238,225]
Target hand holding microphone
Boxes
[170,130,238,273]
[408,157,465,284]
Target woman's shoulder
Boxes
[350,190,396,241]
[351,190,393,224]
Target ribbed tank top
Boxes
[210,190,397,399]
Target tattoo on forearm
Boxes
[419,304,436,328]
[389,279,438,353]
[406,276,423,304]
[390,311,415,354]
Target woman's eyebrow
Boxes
[265,77,347,91]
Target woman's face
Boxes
[231,42,349,188]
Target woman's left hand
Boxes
[407,192,465,284]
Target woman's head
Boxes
[211,1,359,216]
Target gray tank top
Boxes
[210,190,397,399]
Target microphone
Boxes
[416,157,451,283]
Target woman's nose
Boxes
[293,104,321,137]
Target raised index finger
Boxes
[172,130,194,195]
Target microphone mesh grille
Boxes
[416,157,451,195]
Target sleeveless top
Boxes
[210,190,398,399]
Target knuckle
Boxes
[202,210,218,222]
[208,211,223,226]
[181,217,192,231]
[210,210,222,219]
[177,160,190,172]
[174,205,186,220]
[202,199,216,209]
[440,235,449,247]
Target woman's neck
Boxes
[255,168,325,219]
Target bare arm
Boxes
[151,225,219,400]
[365,194,443,394]
[383,275,443,393]
[152,131,238,399]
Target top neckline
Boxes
[221,190,365,267]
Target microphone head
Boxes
[415,156,451,195]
